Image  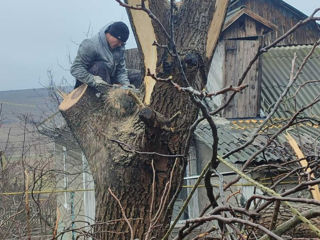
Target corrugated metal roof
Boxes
[260,45,320,119]
[194,117,320,164]
[194,118,282,164]
[225,6,245,24]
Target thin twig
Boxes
[144,160,156,240]
[110,139,184,158]
[186,215,283,240]
[152,158,179,225]
[108,187,134,240]
[147,69,248,98]
[52,207,61,239]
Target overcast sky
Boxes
[0,0,319,91]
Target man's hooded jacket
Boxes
[71,23,129,87]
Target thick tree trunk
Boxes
[59,1,229,239]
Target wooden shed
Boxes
[206,0,320,118]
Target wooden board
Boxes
[223,39,260,118]
[286,133,320,201]
[126,0,158,105]
[206,0,230,60]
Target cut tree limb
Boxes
[260,209,320,240]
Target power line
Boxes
[0,180,298,196]
[0,101,36,108]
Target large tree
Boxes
[59,0,229,239]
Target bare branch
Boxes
[260,209,320,240]
[108,187,134,240]
[187,215,284,240]
[110,139,184,158]
[246,195,320,210]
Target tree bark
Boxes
[59,1,229,239]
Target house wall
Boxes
[222,38,261,118]
[55,143,95,239]
[206,41,225,109]
[209,17,264,118]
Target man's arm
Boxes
[70,39,97,87]
[114,52,130,85]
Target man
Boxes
[71,22,130,92]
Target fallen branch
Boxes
[186,215,283,240]
[218,155,320,238]
[259,209,320,240]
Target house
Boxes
[207,0,320,118]
[38,0,320,239]
[192,44,320,239]
[187,0,320,237]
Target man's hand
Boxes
[93,75,111,93]
[116,84,140,93]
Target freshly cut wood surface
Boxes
[127,0,157,105]
[59,84,87,111]
[286,133,320,201]
[206,0,229,60]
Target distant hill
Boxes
[0,88,65,124]
[0,88,68,156]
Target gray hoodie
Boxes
[70,24,129,86]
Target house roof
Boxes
[194,116,320,164]
[194,118,286,164]
[260,45,320,119]
[229,0,309,19]
[223,6,277,32]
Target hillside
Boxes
[0,88,59,124]
[0,88,62,156]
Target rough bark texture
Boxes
[60,1,229,239]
